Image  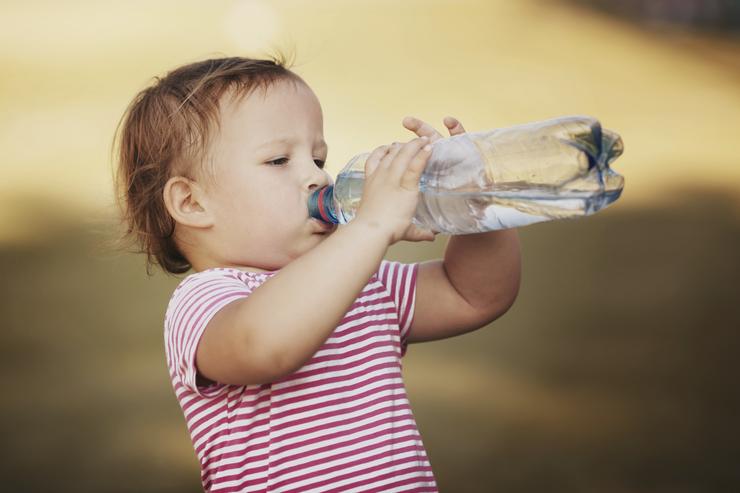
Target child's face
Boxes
[199,79,336,271]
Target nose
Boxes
[306,162,332,193]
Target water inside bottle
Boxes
[333,169,623,234]
[413,182,623,234]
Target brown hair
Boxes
[111,51,305,276]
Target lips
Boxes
[311,218,337,234]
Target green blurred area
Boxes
[2,184,738,492]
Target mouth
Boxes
[311,218,337,234]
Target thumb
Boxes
[444,116,466,136]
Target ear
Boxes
[163,176,215,229]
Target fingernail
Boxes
[423,144,432,151]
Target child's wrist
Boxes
[347,216,394,248]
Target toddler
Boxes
[114,54,521,493]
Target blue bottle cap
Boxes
[307,185,339,224]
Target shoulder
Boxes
[376,259,419,290]
[164,268,273,325]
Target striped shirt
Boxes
[164,260,438,493]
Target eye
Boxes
[265,157,325,169]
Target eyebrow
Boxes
[256,138,328,151]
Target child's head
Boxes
[113,54,335,276]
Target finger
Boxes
[389,137,429,179]
[402,116,444,143]
[365,145,391,176]
[443,116,466,136]
[379,141,404,169]
[404,224,437,242]
[399,139,433,190]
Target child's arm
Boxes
[400,116,522,343]
[408,230,521,343]
[196,137,434,386]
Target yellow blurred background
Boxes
[1,0,739,492]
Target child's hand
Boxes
[354,137,435,246]
[402,115,467,143]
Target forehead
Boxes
[217,79,324,149]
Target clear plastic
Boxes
[309,115,624,234]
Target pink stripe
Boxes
[272,423,420,468]
[400,263,418,335]
[208,472,272,492]
[187,391,270,435]
[330,317,399,342]
[319,324,398,351]
[334,305,396,328]
[298,339,401,371]
[382,261,397,302]
[202,447,268,470]
[191,411,269,451]
[265,402,412,452]
[182,390,229,419]
[269,445,430,492]
[211,444,428,491]
[338,473,438,493]
[271,413,416,457]
[345,284,387,304]
[209,420,419,481]
[273,393,410,439]
[270,374,403,422]
[182,383,265,414]
[197,427,270,459]
[276,348,399,387]
[210,461,270,485]
[309,338,399,367]
[272,360,398,397]
[193,414,269,454]
[269,434,423,480]
[396,262,409,324]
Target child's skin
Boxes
[163,79,521,386]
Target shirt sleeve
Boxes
[164,270,252,398]
[377,259,419,357]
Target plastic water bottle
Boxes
[308,115,624,234]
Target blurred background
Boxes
[1,0,739,491]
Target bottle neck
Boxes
[307,185,339,224]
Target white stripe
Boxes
[191,403,271,452]
[198,432,271,465]
[344,471,437,493]
[218,427,423,485]
[271,351,399,396]
[289,341,397,376]
[269,366,402,411]
[187,386,269,431]
[269,449,426,492]
[273,426,422,473]
[327,320,397,346]
[203,450,269,478]
[312,330,400,360]
[333,309,396,334]
[270,406,417,462]
[270,390,409,439]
